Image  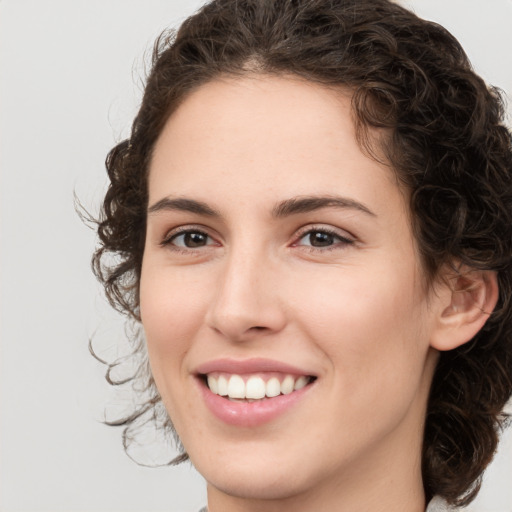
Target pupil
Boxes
[310,232,333,247]
[185,232,206,247]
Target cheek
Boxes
[139,266,213,393]
[290,263,430,392]
[139,267,213,429]
[140,267,209,342]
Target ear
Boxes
[430,267,499,351]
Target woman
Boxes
[93,0,512,510]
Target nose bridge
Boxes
[207,236,285,340]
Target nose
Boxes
[205,246,287,342]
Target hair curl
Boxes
[93,0,512,505]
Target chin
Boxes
[187,439,329,502]
[202,465,313,502]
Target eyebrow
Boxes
[147,195,375,218]
[148,197,220,217]
[272,195,376,218]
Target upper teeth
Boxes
[207,374,310,400]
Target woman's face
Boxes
[140,75,442,506]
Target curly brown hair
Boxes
[93,0,512,505]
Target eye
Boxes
[294,228,354,249]
[163,229,217,249]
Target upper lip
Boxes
[195,357,316,377]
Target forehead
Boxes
[148,74,405,221]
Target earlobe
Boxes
[430,268,499,352]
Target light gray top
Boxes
[199,496,455,511]
[426,496,458,511]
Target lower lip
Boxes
[198,379,313,427]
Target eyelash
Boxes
[292,226,355,252]
[160,225,355,254]
[160,226,217,254]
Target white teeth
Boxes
[246,376,266,399]
[207,375,218,394]
[294,375,308,391]
[206,373,311,399]
[227,375,245,398]
[217,375,229,396]
[265,377,281,398]
[281,375,295,395]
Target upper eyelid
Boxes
[160,229,222,256]
[162,224,215,238]
[293,224,355,241]
[158,223,356,246]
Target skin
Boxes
[139,75,496,512]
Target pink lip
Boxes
[194,358,316,427]
[195,357,314,376]
[198,379,313,427]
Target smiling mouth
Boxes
[201,372,316,401]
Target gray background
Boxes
[1,1,511,510]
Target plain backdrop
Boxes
[1,1,511,511]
